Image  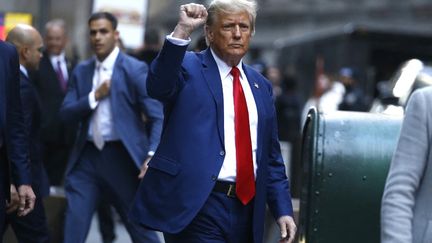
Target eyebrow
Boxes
[90,28,110,33]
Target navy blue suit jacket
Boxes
[131,40,293,243]
[60,51,163,173]
[19,71,50,197]
[0,41,30,191]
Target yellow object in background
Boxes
[4,12,32,38]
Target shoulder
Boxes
[0,41,16,54]
[407,86,432,108]
[243,64,272,90]
[119,52,146,66]
[118,52,148,71]
[184,50,203,61]
[411,86,432,97]
[0,41,18,65]
[73,58,94,72]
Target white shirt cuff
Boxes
[88,91,98,109]
[166,33,191,46]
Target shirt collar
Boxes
[19,64,28,78]
[210,48,244,80]
[49,51,66,63]
[96,46,120,71]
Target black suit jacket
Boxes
[19,71,49,197]
[30,52,77,145]
[0,41,30,203]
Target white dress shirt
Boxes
[87,46,120,141]
[166,35,258,182]
[49,52,69,81]
[19,65,29,78]
[211,49,258,182]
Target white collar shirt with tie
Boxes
[87,46,120,142]
[166,34,258,182]
[49,52,69,81]
[210,48,258,182]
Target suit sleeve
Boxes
[381,89,429,243]
[132,62,164,153]
[5,45,31,185]
[266,82,294,218]
[19,78,33,160]
[146,39,189,102]
[60,69,93,124]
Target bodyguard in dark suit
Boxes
[4,24,50,243]
[30,19,77,186]
[130,1,296,243]
[0,39,36,237]
[60,12,163,243]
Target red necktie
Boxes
[231,66,255,205]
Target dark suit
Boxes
[4,70,50,243]
[60,50,163,243]
[0,41,29,238]
[30,52,77,186]
[130,40,294,243]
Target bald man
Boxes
[4,24,50,243]
[0,40,34,243]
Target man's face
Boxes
[45,25,67,56]
[28,32,44,70]
[206,11,252,66]
[89,18,118,61]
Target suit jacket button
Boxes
[211,175,217,181]
[219,151,225,156]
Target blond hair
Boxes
[206,0,257,35]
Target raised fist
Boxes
[173,3,208,40]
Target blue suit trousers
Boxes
[64,142,159,243]
[163,191,254,243]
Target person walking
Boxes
[60,12,163,243]
[5,24,50,243]
[130,1,296,242]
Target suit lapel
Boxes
[243,65,266,166]
[82,60,95,96]
[109,53,123,120]
[111,52,123,89]
[202,49,225,146]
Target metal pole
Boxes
[38,0,51,34]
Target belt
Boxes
[213,180,237,198]
[86,140,122,147]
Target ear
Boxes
[20,46,30,60]
[204,25,213,43]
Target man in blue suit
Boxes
[0,40,36,242]
[4,24,50,243]
[60,12,163,243]
[130,1,296,243]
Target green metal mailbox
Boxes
[298,108,402,243]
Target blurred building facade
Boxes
[2,0,432,63]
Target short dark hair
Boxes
[88,12,118,30]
